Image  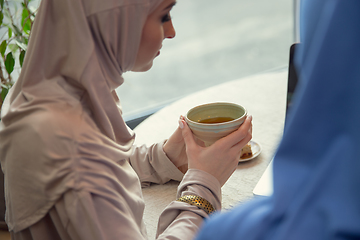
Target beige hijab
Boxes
[0,0,163,232]
[2,0,162,141]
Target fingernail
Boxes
[179,119,184,129]
[248,115,253,121]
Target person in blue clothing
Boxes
[195,0,360,239]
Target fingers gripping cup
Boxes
[185,102,247,147]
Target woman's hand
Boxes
[179,115,252,186]
[163,126,189,173]
[163,118,206,174]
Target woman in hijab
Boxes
[195,0,360,239]
[0,0,252,239]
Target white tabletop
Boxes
[133,69,288,239]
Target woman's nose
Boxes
[164,20,176,39]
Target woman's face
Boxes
[132,0,176,72]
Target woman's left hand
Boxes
[163,117,206,173]
[163,125,189,173]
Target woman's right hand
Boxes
[179,115,252,186]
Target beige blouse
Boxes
[11,167,221,240]
[1,90,221,240]
[5,110,221,239]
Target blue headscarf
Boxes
[196,0,360,239]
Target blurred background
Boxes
[118,0,296,121]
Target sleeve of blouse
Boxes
[129,140,184,186]
[156,169,222,240]
[54,190,148,240]
[54,172,220,240]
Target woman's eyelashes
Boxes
[161,13,171,23]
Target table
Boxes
[133,69,288,239]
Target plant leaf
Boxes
[0,40,6,57]
[8,43,18,53]
[0,0,4,9]
[5,52,15,75]
[22,8,29,22]
[8,27,12,38]
[22,8,31,34]
[1,87,9,102]
[0,12,3,26]
[19,50,25,67]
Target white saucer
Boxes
[239,140,261,162]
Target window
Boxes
[119,0,295,123]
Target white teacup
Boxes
[185,102,247,146]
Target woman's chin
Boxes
[131,62,153,72]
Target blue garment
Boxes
[196,0,360,239]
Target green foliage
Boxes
[0,85,8,102]
[0,0,38,114]
[5,52,14,74]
